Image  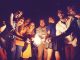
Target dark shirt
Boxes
[47,23,56,37]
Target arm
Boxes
[10,13,14,29]
[0,25,6,33]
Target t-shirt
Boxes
[47,23,56,37]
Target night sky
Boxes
[0,0,80,22]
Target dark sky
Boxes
[0,0,80,21]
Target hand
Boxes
[25,38,30,43]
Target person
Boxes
[10,10,24,30]
[46,16,56,60]
[56,10,68,60]
[75,13,80,30]
[0,20,7,60]
[21,22,35,60]
[67,6,80,60]
[36,19,47,60]
[75,14,80,60]
[11,18,26,60]
[57,7,80,60]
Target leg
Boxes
[44,47,47,60]
[15,45,23,60]
[0,48,7,60]
[47,49,53,60]
[55,51,60,60]
[65,45,70,60]
[71,45,75,60]
[37,43,43,60]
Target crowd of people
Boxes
[0,6,80,60]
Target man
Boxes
[66,6,80,60]
[58,7,80,60]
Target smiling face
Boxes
[67,6,76,16]
[17,19,24,26]
[58,12,64,19]
[48,17,55,23]
[29,22,35,30]
[40,19,45,27]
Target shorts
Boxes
[45,37,53,49]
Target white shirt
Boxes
[56,18,77,47]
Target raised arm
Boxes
[10,13,14,29]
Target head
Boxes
[40,19,45,27]
[57,10,64,19]
[17,18,24,26]
[24,18,31,26]
[29,22,35,30]
[67,6,76,16]
[48,16,55,23]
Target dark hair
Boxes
[67,6,76,11]
[48,16,55,20]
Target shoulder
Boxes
[56,21,61,28]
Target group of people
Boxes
[0,6,80,60]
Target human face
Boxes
[29,22,35,30]
[58,13,64,19]
[69,10,76,15]
[40,20,45,27]
[67,7,76,15]
[17,19,24,26]
[48,17,55,23]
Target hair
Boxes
[48,16,55,20]
[67,6,76,11]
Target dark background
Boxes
[0,0,80,22]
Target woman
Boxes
[12,18,26,60]
[21,22,35,60]
[36,19,47,60]
[46,16,56,60]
